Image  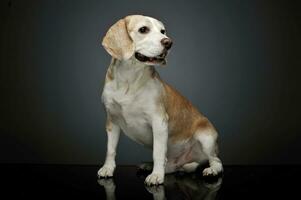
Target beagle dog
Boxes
[98,15,223,185]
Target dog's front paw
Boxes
[144,173,164,186]
[97,165,115,178]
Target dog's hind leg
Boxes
[194,129,223,176]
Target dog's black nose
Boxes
[161,38,173,50]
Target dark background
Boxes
[1,0,300,165]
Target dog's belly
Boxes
[167,139,199,165]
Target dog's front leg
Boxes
[98,117,120,178]
[145,116,168,185]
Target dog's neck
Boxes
[109,57,157,93]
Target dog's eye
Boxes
[160,29,166,34]
[138,26,149,34]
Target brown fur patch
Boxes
[158,80,215,143]
[106,116,113,132]
[106,68,113,81]
[105,61,114,83]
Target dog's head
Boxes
[102,15,172,65]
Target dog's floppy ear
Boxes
[102,18,134,60]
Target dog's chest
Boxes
[102,83,158,147]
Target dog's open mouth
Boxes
[135,52,167,64]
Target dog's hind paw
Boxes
[202,167,218,176]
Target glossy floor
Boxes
[1,165,300,199]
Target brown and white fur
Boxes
[98,15,223,185]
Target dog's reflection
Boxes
[97,178,116,200]
[98,173,222,200]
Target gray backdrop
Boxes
[1,0,300,165]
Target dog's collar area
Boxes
[135,52,166,63]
